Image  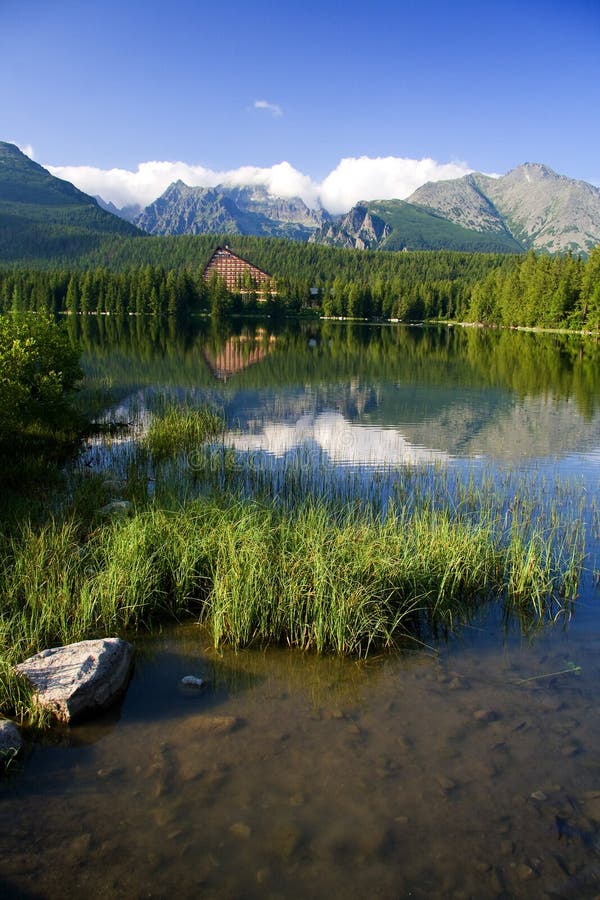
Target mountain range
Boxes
[120,162,600,256]
[132,181,328,241]
[1,140,600,262]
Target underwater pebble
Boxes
[96,766,123,779]
[561,742,580,758]
[541,696,564,712]
[517,863,535,880]
[582,793,600,822]
[270,825,303,859]
[437,776,456,792]
[69,833,92,856]
[192,715,240,734]
[473,860,492,873]
[153,807,175,827]
[177,675,206,696]
[229,822,251,840]
[473,709,499,723]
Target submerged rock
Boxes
[15,638,134,723]
[0,719,22,763]
[199,715,239,734]
[178,675,205,695]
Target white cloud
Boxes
[253,99,283,117]
[319,156,473,214]
[221,162,319,207]
[45,154,475,214]
[47,160,222,210]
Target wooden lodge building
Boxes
[202,246,274,297]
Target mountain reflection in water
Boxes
[3,317,600,898]
[74,316,600,471]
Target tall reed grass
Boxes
[0,403,590,724]
[143,405,224,461]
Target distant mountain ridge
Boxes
[309,199,524,254]
[118,162,600,256]
[408,163,600,254]
[2,139,600,261]
[134,181,329,241]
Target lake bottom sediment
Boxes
[2,617,600,899]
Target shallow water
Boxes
[3,617,600,899]
[3,317,600,897]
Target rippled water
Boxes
[2,317,600,898]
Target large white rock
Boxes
[0,719,22,762]
[15,638,134,723]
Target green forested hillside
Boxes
[0,142,142,262]
[369,200,523,254]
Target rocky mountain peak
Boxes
[504,163,560,183]
[410,163,600,254]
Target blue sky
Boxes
[2,0,599,211]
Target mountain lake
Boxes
[2,316,600,899]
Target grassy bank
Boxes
[0,417,588,723]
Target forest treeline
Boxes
[0,233,599,329]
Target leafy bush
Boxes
[0,313,82,450]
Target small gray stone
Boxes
[229,822,251,839]
[15,638,134,723]
[0,719,22,763]
[181,675,204,688]
[178,675,205,696]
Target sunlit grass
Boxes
[143,405,224,462]
[0,403,591,725]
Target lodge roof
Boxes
[202,245,272,281]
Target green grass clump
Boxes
[0,485,585,709]
[143,406,224,462]
[0,414,590,726]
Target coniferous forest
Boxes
[0,232,598,330]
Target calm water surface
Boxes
[2,318,600,898]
